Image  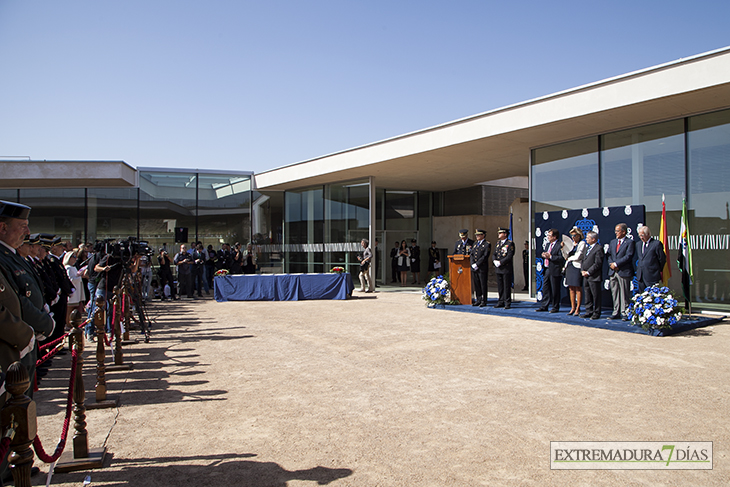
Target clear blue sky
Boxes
[1,1,728,175]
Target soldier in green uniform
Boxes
[0,201,55,397]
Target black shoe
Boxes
[494,304,504,308]
[580,313,591,319]
[504,305,511,309]
[622,317,629,321]
[536,308,548,312]
[609,314,621,320]
[479,302,486,308]
[590,316,601,320]
[549,309,559,313]
[472,302,480,307]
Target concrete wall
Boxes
[432,197,531,290]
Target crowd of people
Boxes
[537,223,666,320]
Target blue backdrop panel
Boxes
[534,205,645,308]
[214,273,355,302]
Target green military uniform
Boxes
[0,245,55,338]
[0,265,36,404]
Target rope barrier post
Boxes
[71,327,89,458]
[107,286,132,372]
[54,328,106,473]
[84,307,119,410]
[122,284,131,342]
[113,286,124,366]
[0,362,36,487]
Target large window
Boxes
[532,138,598,214]
[688,109,730,310]
[601,120,685,210]
[19,189,86,244]
[139,171,197,252]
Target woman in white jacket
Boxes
[64,250,86,325]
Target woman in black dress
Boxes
[242,243,257,274]
[397,240,410,287]
[564,227,586,316]
[230,242,243,274]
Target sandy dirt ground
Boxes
[24,290,730,486]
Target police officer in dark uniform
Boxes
[454,229,474,255]
[0,200,55,397]
[45,235,74,342]
[469,229,491,307]
[493,227,515,309]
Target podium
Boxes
[448,254,472,305]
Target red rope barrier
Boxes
[0,436,11,461]
[32,348,78,463]
[38,333,69,352]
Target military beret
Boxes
[475,229,486,236]
[0,200,31,220]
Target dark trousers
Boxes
[159,268,177,299]
[391,261,398,282]
[496,272,512,306]
[472,268,488,305]
[541,274,562,311]
[583,279,602,317]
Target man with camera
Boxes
[174,244,194,299]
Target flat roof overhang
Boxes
[254,47,730,192]
[0,160,136,188]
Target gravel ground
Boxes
[28,290,729,486]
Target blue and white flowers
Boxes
[627,285,682,331]
[422,275,450,307]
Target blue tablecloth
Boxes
[214,273,355,302]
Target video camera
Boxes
[107,237,154,262]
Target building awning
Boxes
[254,47,730,192]
[0,161,136,188]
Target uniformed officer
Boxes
[0,200,54,397]
[469,229,491,307]
[45,235,74,341]
[454,229,474,255]
[493,227,515,309]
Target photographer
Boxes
[157,248,176,300]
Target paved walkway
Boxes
[34,291,729,486]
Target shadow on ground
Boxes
[52,452,353,487]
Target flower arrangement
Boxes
[627,285,683,331]
[422,275,450,307]
[214,269,229,277]
[330,266,345,273]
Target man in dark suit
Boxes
[469,229,491,307]
[536,228,565,313]
[454,229,474,255]
[636,226,666,292]
[580,231,605,320]
[607,222,636,320]
[493,227,515,309]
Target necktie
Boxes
[616,239,621,253]
[545,242,554,267]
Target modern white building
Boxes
[2,46,730,311]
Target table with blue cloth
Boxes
[214,273,355,302]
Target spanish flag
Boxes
[659,194,671,286]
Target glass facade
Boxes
[531,108,730,311]
[11,169,253,254]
